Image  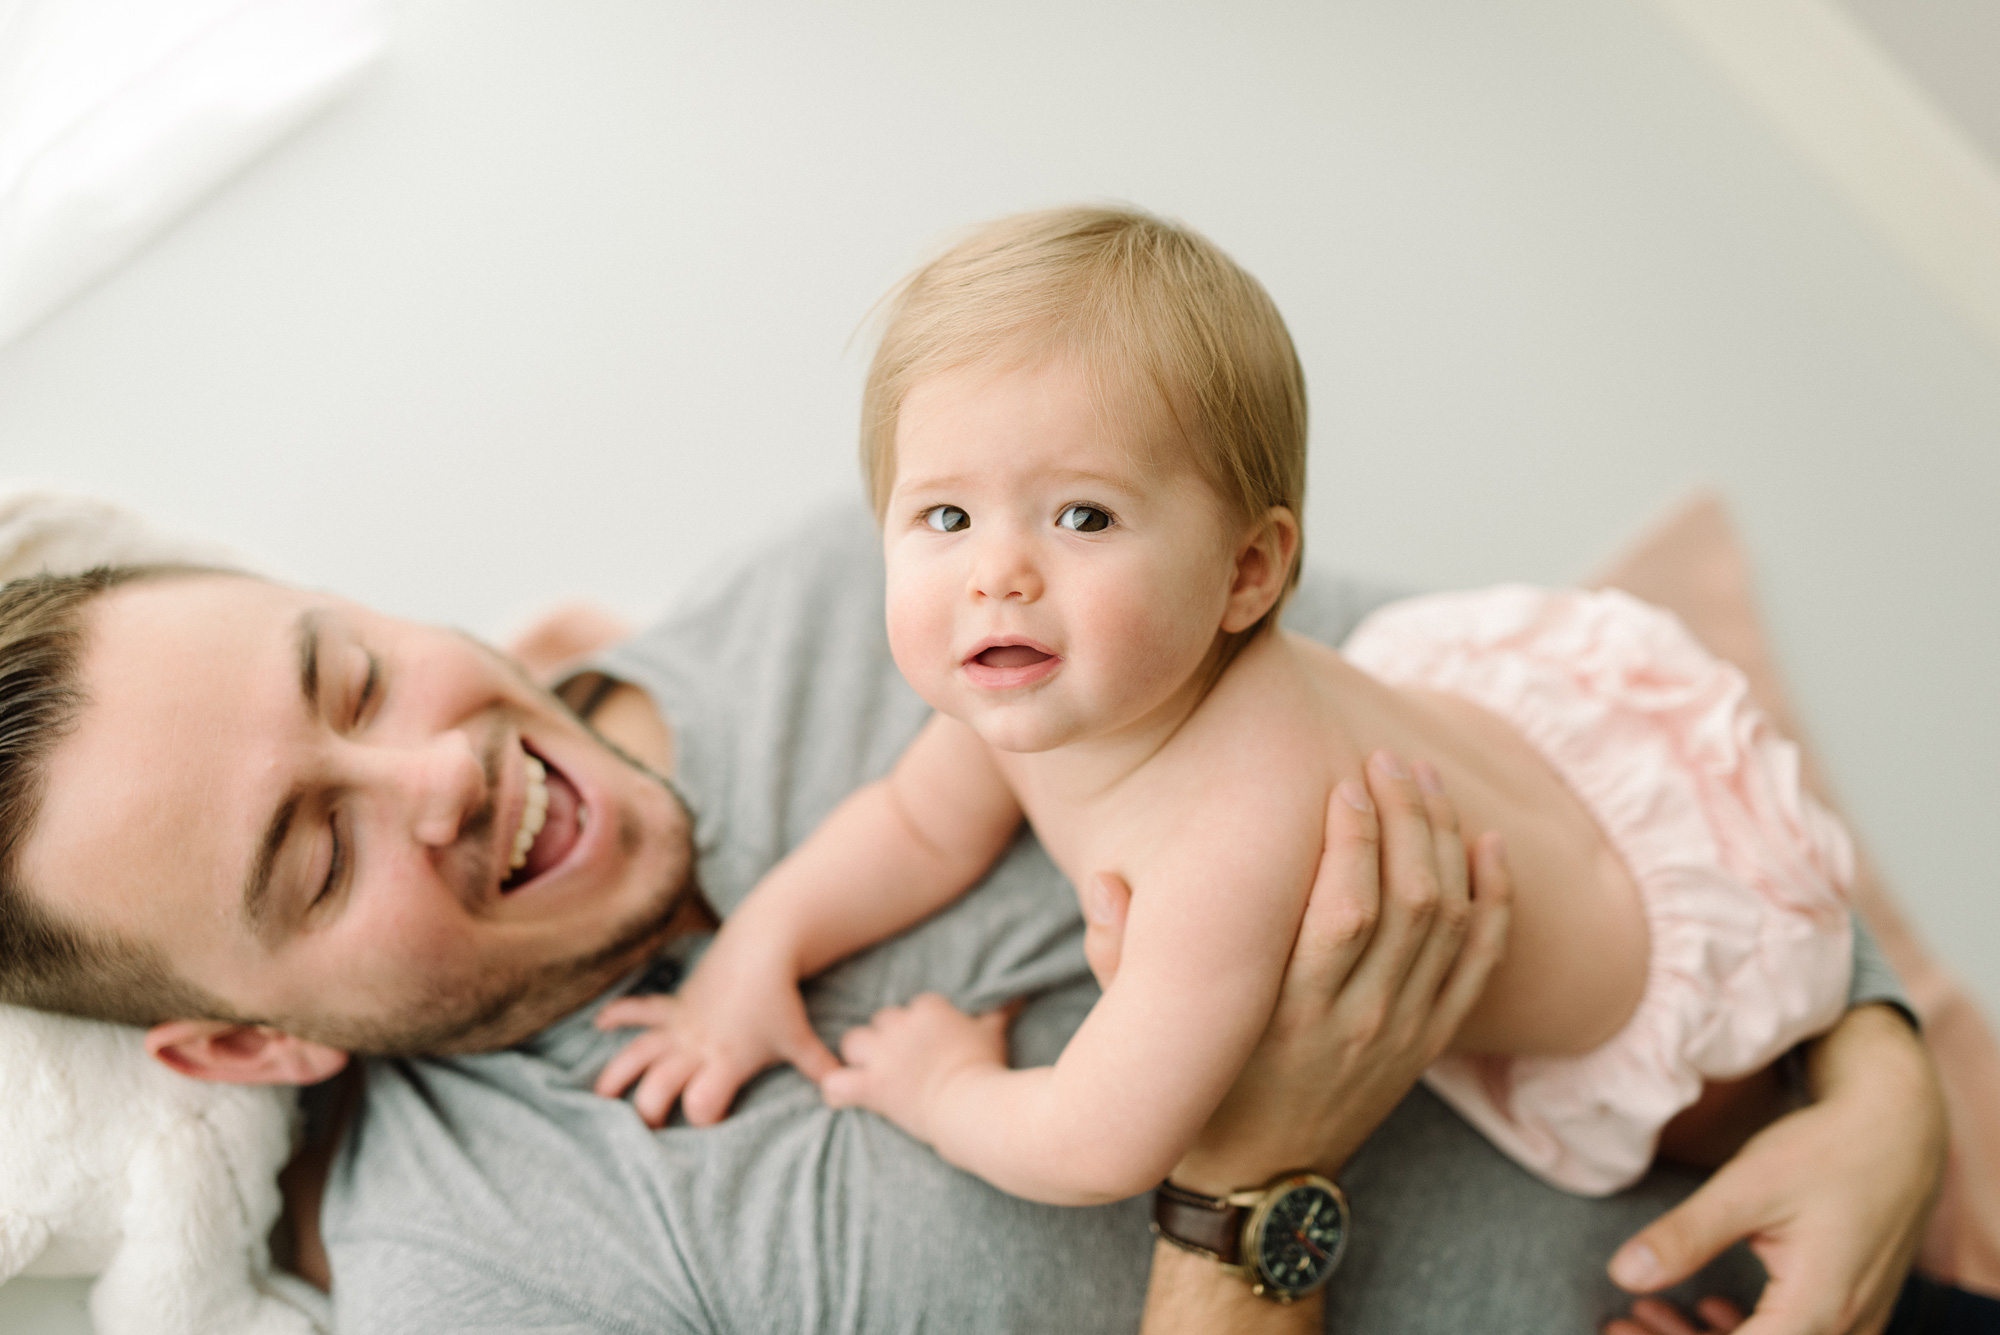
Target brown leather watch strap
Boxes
[1151,1181,1247,1264]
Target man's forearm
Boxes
[1140,1241,1322,1335]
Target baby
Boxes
[595,207,1855,1201]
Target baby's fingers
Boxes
[821,1010,898,1109]
[819,1064,868,1109]
[631,1051,701,1128]
[780,1024,841,1085]
[837,1013,889,1068]
[596,1029,684,1099]
[596,994,680,1031]
[820,1024,889,1110]
[682,1056,761,1126]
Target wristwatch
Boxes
[1151,1172,1349,1303]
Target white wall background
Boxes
[0,8,1993,1319]
[2,0,1993,1008]
[2,0,1995,999]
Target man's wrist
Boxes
[1807,1003,1945,1140]
[1141,1239,1323,1334]
[1150,1172,1350,1307]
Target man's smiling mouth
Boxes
[502,744,585,892]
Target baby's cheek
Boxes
[883,584,954,696]
[1094,594,1224,705]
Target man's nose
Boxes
[392,730,488,848]
[969,529,1043,604]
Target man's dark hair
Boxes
[0,565,237,1027]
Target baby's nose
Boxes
[972,539,1043,602]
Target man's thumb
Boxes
[1609,1174,1754,1293]
[1081,871,1132,989]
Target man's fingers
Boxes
[1344,751,1442,993]
[1603,1296,1747,1335]
[1422,830,1511,1054]
[1610,1164,1768,1295]
[1397,758,1474,1001]
[1286,780,1383,990]
[1631,1298,1710,1335]
[1695,1297,1746,1332]
[1081,871,1133,990]
[1410,758,1465,873]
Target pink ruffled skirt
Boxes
[1345,586,1854,1195]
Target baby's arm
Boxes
[823,774,1326,1205]
[595,713,1022,1125]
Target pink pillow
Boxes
[1588,490,1999,1294]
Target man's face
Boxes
[20,574,692,1055]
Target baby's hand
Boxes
[819,993,1012,1144]
[593,951,837,1128]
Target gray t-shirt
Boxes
[320,501,1907,1333]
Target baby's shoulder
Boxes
[1134,636,1341,814]
[1099,659,1334,905]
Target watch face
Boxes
[1250,1179,1347,1297]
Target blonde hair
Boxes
[859,206,1308,604]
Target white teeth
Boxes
[509,754,549,872]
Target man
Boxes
[0,502,1945,1332]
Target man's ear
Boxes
[146,1020,350,1086]
[1220,506,1302,634]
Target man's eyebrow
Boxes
[296,609,323,713]
[243,790,303,938]
[243,609,325,938]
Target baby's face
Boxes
[883,356,1248,753]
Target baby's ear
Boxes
[146,1020,350,1087]
[1221,506,1301,633]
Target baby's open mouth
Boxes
[502,745,583,892]
[962,640,1062,690]
[973,644,1052,669]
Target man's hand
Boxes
[1607,1005,1947,1335]
[1172,751,1512,1193]
[1611,1296,1754,1334]
[594,935,838,1127]
[1136,752,1514,1333]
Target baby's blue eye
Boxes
[925,505,970,533]
[1058,504,1111,533]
